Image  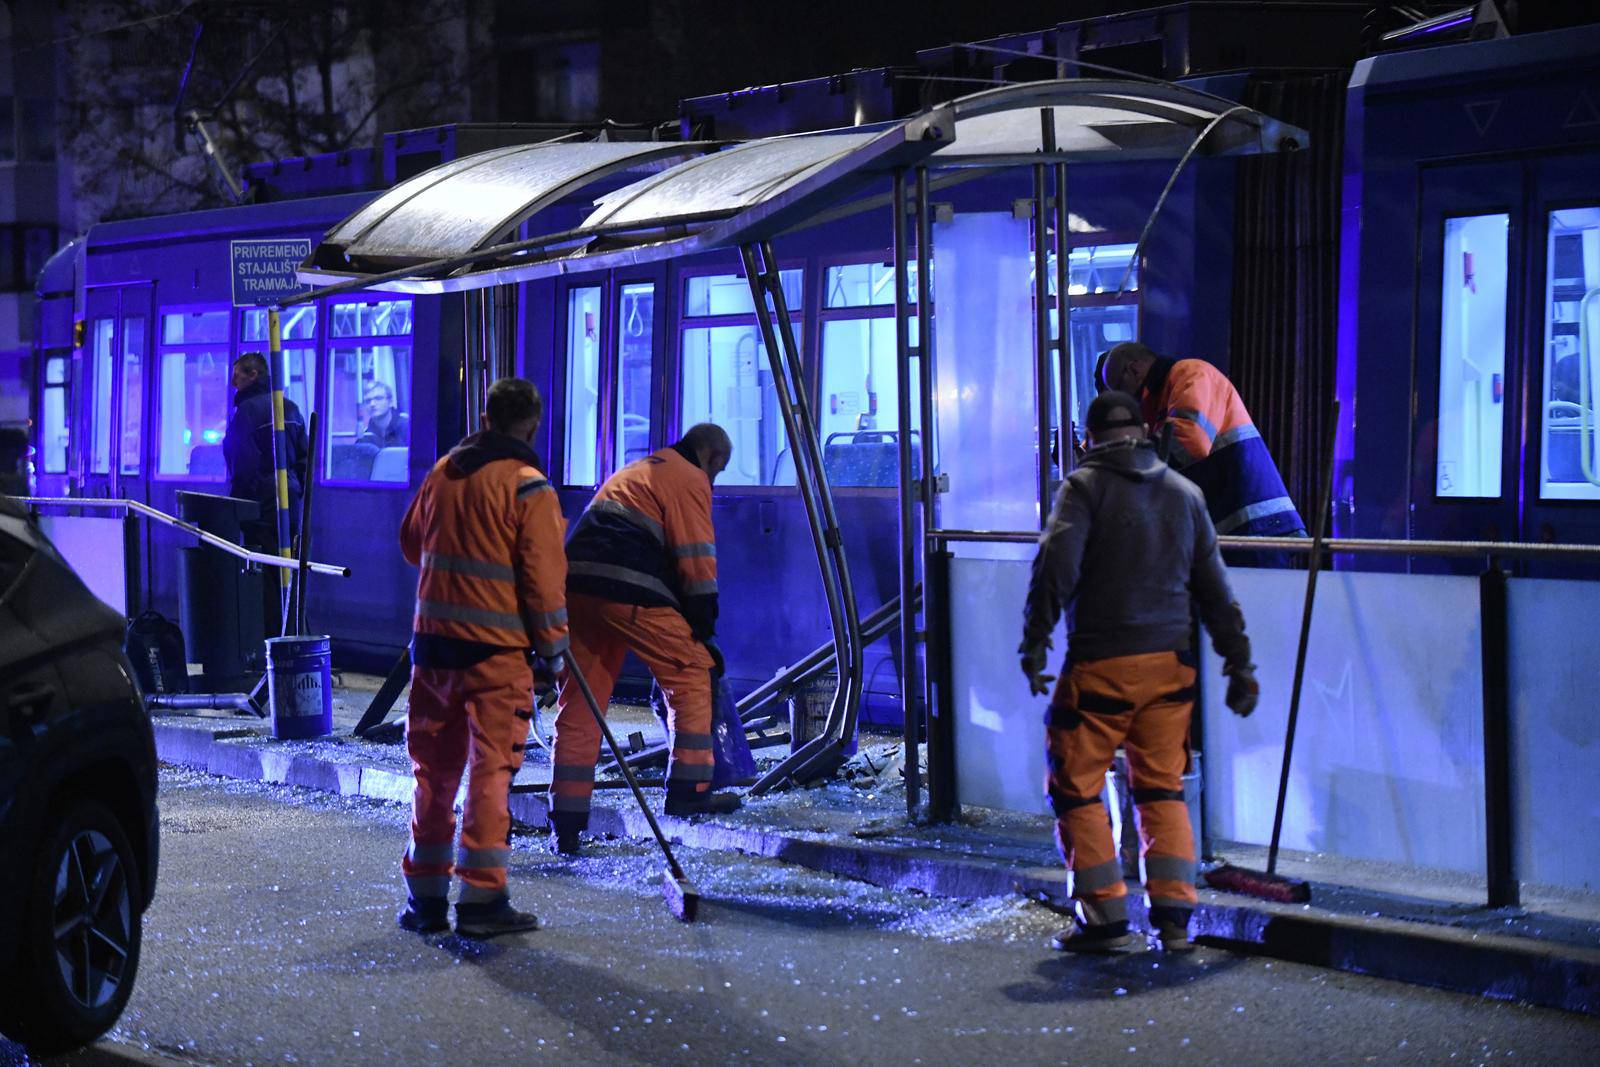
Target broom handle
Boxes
[1266,399,1340,877]
[564,655,688,881]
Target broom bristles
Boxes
[1204,863,1312,904]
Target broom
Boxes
[562,655,702,922]
[1204,400,1340,905]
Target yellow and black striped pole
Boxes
[267,306,293,620]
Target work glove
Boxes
[1223,661,1260,718]
[1019,639,1055,698]
[703,637,726,681]
[533,653,564,708]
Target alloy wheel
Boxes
[51,828,131,1010]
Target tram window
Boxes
[325,344,412,484]
[1042,243,1141,458]
[564,286,602,486]
[241,307,318,417]
[155,351,229,481]
[684,270,802,317]
[89,319,113,473]
[1436,214,1508,499]
[330,299,412,338]
[161,308,230,345]
[1056,304,1139,444]
[1540,206,1600,501]
[680,325,797,487]
[822,262,916,309]
[615,282,654,471]
[40,356,68,473]
[119,315,145,475]
[817,317,920,488]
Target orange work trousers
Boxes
[1045,650,1199,929]
[549,594,715,832]
[402,650,532,906]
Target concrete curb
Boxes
[153,722,1600,1017]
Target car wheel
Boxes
[13,798,143,1056]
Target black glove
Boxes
[533,653,564,708]
[1019,639,1055,698]
[703,638,725,681]
[1223,661,1259,718]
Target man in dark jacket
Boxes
[1020,391,1259,955]
[223,351,309,550]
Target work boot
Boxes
[1148,905,1195,953]
[663,786,742,818]
[1050,920,1137,954]
[396,897,449,934]
[454,895,540,939]
[550,827,581,857]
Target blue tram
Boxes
[28,9,1600,722]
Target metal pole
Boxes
[760,239,866,772]
[266,307,292,619]
[914,167,954,821]
[1051,150,1073,473]
[1480,563,1518,908]
[739,244,850,794]
[1031,110,1053,528]
[892,168,922,820]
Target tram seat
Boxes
[369,446,409,483]
[330,442,379,481]
[822,431,920,488]
[188,444,226,479]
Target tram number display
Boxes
[229,238,314,307]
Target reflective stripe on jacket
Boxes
[400,433,569,659]
[566,445,719,638]
[1141,358,1303,537]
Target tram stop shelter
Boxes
[293,79,1309,814]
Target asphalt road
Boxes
[16,768,1600,1066]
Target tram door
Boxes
[79,284,153,500]
[1413,154,1600,553]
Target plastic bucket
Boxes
[786,672,858,758]
[266,635,333,740]
[1108,749,1203,879]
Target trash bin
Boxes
[177,491,264,693]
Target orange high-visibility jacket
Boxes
[400,431,569,660]
[565,445,719,639]
[1140,358,1303,537]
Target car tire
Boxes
[11,798,144,1056]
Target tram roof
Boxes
[297,78,1307,298]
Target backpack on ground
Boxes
[125,610,188,696]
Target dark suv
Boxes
[0,496,159,1054]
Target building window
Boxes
[615,282,655,471]
[119,315,145,475]
[817,260,920,488]
[325,298,413,484]
[89,319,114,474]
[1540,206,1600,501]
[1436,214,1508,499]
[40,356,68,474]
[564,286,602,486]
[156,307,232,480]
[241,306,318,421]
[679,269,802,488]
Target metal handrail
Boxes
[15,496,352,577]
[926,527,1600,560]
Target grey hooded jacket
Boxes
[1022,439,1252,669]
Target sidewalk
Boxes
[150,675,1600,1017]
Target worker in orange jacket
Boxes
[1022,391,1259,954]
[548,423,737,854]
[397,378,568,939]
[1099,342,1305,557]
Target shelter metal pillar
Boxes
[741,242,866,793]
[915,166,956,822]
[1031,108,1054,529]
[1052,139,1073,474]
[892,169,922,820]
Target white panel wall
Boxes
[1508,578,1600,892]
[37,513,127,614]
[1201,569,1486,874]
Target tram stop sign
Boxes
[230,238,314,307]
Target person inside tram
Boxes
[357,379,410,449]
[223,351,309,551]
[1097,341,1305,563]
